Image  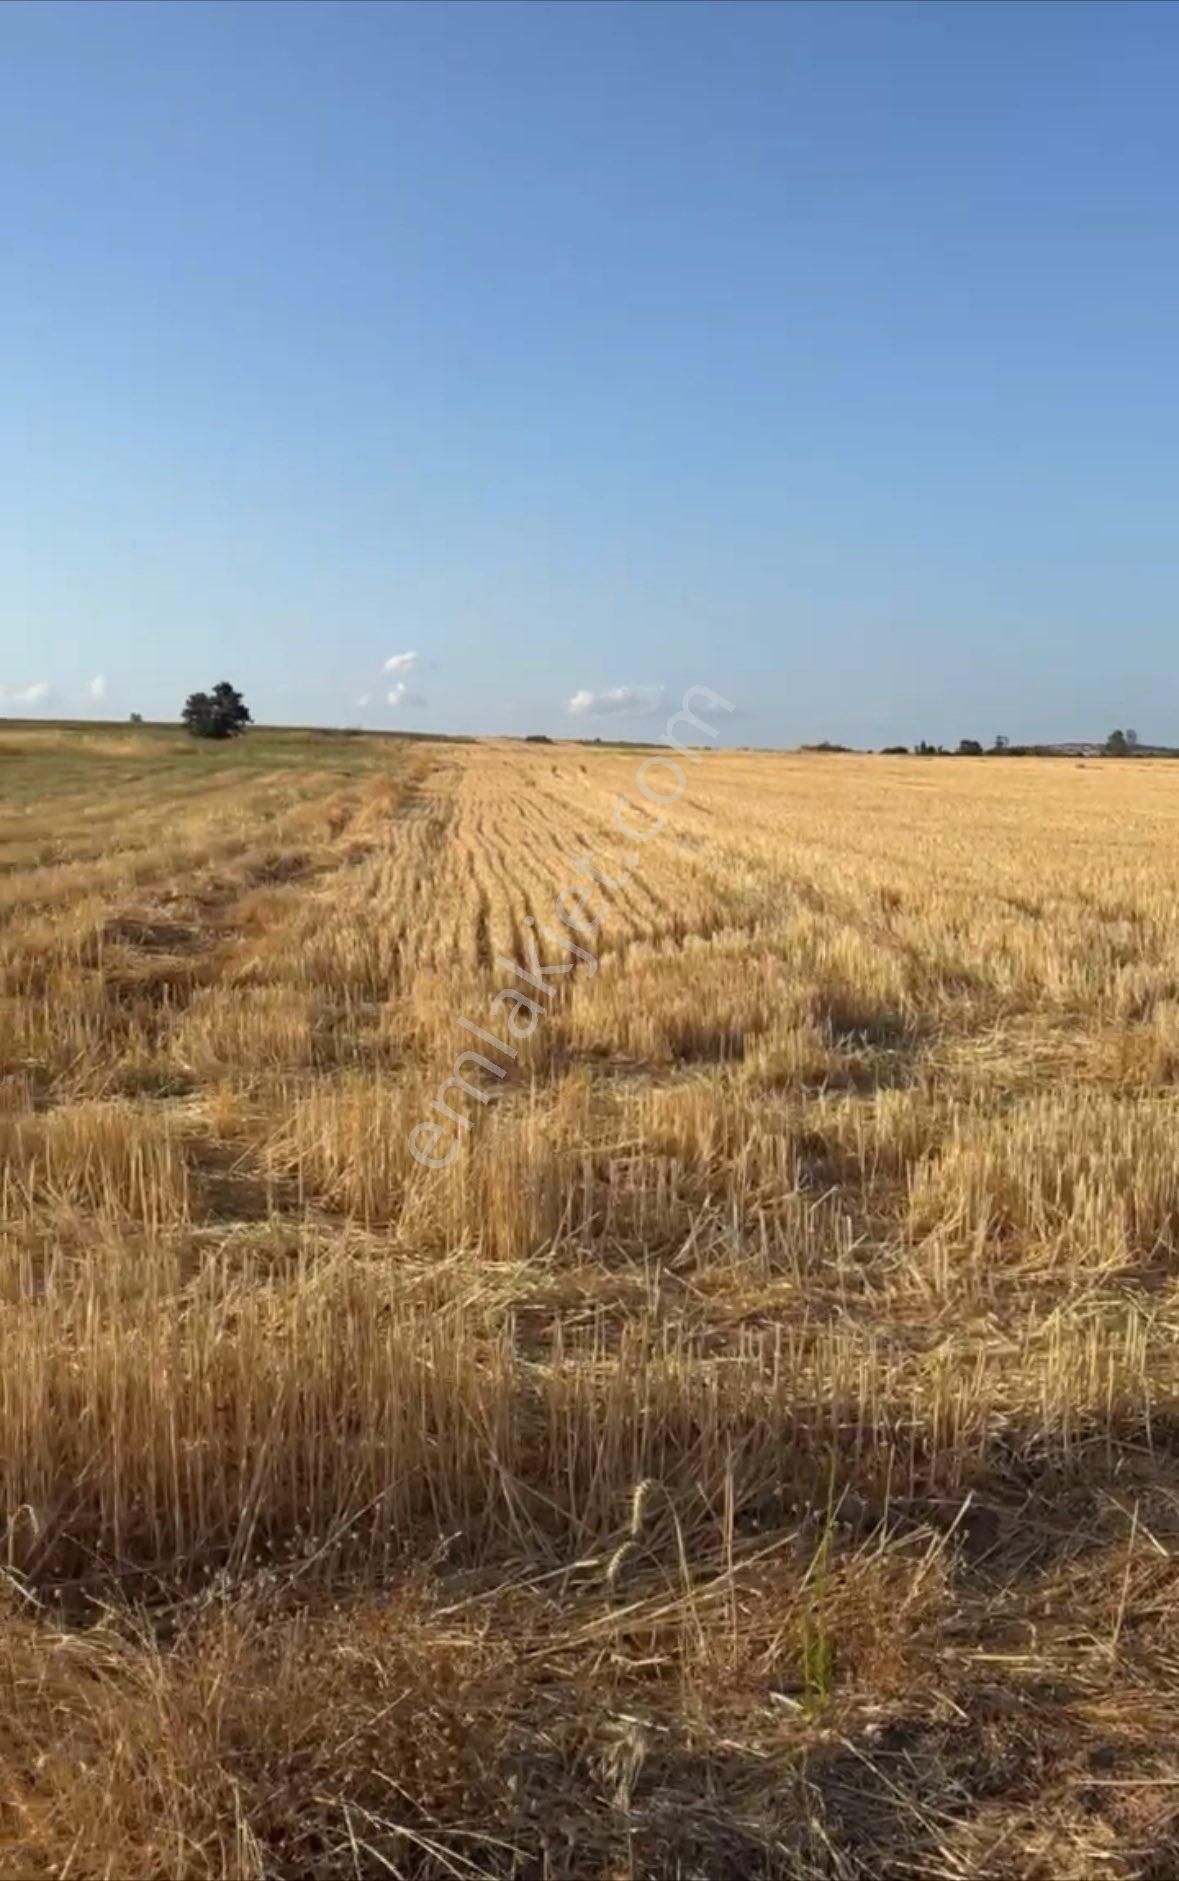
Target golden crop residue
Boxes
[1,725,1178,1879]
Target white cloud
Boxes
[88,673,106,702]
[356,693,370,707]
[383,651,417,676]
[567,684,663,719]
[387,683,425,709]
[0,681,50,707]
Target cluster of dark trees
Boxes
[878,738,997,755]
[181,683,252,740]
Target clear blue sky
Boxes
[4,1,1179,746]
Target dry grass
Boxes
[3,724,1179,1877]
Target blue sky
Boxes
[4,1,1179,746]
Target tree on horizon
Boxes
[182,682,252,740]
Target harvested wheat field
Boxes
[4,722,1179,1878]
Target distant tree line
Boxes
[877,729,1149,757]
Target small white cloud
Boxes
[384,651,417,676]
[387,683,425,709]
[356,693,370,707]
[567,684,663,719]
[88,673,106,702]
[0,681,50,707]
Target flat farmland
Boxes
[4,724,1179,1878]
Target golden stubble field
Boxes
[3,721,1179,1878]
